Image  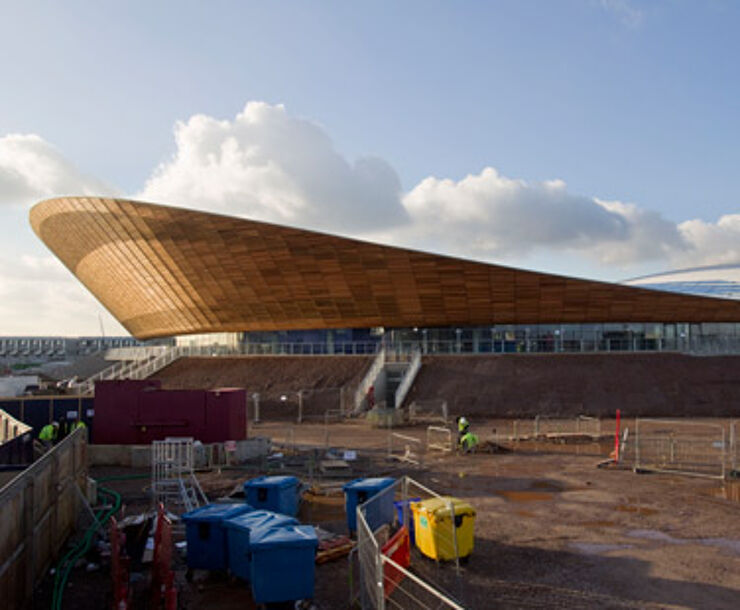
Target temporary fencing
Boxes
[496,415,604,441]
[634,419,727,479]
[387,432,424,466]
[408,399,449,425]
[426,426,453,453]
[352,476,467,609]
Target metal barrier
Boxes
[352,476,466,609]
[408,399,448,425]
[394,349,422,409]
[634,419,727,479]
[354,348,386,414]
[0,427,88,609]
[497,415,604,441]
[151,438,208,512]
[388,432,424,466]
[426,426,453,453]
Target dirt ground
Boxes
[155,355,372,420]
[151,353,740,420]
[408,353,740,418]
[40,419,740,609]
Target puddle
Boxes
[495,479,568,503]
[699,538,740,555]
[615,504,658,516]
[530,480,565,492]
[705,481,740,503]
[497,490,553,503]
[628,530,740,555]
[570,542,633,555]
[628,529,684,544]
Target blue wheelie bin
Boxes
[223,510,299,582]
[243,475,301,516]
[343,477,395,534]
[181,503,254,570]
[249,525,319,604]
[394,497,421,545]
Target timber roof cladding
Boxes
[30,197,740,340]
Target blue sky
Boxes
[1,0,739,335]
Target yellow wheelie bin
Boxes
[411,496,476,560]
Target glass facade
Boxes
[185,265,740,356]
[231,322,740,356]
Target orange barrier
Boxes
[151,504,177,610]
[110,516,129,610]
[382,526,410,598]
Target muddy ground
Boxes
[39,419,740,609]
[152,353,740,419]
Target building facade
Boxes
[29,197,740,355]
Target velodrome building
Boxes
[30,197,740,355]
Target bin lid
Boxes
[394,498,421,508]
[413,496,476,519]
[223,509,298,532]
[182,503,254,523]
[244,475,299,489]
[249,524,318,550]
[342,477,395,492]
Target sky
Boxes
[1,0,739,336]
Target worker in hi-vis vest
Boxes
[71,417,87,432]
[39,421,59,449]
[456,416,478,453]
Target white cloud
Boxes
[0,254,125,336]
[1,102,740,336]
[139,102,407,233]
[0,134,115,207]
[676,214,740,267]
[394,167,690,268]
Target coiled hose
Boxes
[50,483,122,610]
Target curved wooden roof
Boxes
[30,197,740,339]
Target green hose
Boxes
[50,483,122,610]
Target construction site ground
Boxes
[41,418,740,609]
[153,353,740,420]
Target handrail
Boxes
[394,349,421,409]
[353,348,386,414]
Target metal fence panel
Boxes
[354,477,466,609]
[635,419,727,479]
